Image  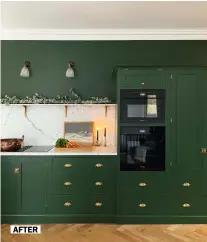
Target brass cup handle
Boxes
[183,182,191,187]
[14,168,20,174]
[95,202,102,207]
[138,203,146,208]
[183,203,190,208]
[64,202,72,207]
[95,163,103,167]
[64,164,72,167]
[64,182,72,186]
[139,183,147,187]
[95,182,103,186]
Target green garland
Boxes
[0,88,111,104]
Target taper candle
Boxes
[96,128,99,141]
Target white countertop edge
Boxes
[0,152,117,156]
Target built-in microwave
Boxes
[120,89,165,123]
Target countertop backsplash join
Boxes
[1,105,117,147]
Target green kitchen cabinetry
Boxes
[117,67,207,223]
[1,156,21,215]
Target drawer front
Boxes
[118,194,167,215]
[118,173,167,194]
[47,194,116,215]
[167,195,207,215]
[120,71,166,89]
[52,157,93,175]
[52,174,116,195]
[168,171,201,194]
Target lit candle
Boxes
[96,128,99,141]
[104,126,106,137]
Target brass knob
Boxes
[95,182,103,186]
[95,163,103,167]
[183,203,190,208]
[183,182,191,187]
[14,168,20,174]
[139,182,147,187]
[138,203,146,208]
[141,82,145,86]
[64,164,72,167]
[95,202,102,207]
[201,148,207,153]
[64,202,72,207]
[64,182,72,186]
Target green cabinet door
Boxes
[21,157,50,214]
[1,156,21,215]
[170,70,203,171]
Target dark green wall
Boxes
[1,40,207,102]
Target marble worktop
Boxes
[0,146,117,156]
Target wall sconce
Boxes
[20,61,30,78]
[66,61,75,78]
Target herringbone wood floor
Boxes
[1,224,207,242]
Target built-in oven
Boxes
[120,126,165,171]
[120,89,165,124]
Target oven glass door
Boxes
[120,126,165,171]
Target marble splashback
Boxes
[1,105,117,146]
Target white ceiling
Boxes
[2,1,207,29]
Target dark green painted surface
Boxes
[21,157,48,214]
[2,41,207,101]
[1,157,21,215]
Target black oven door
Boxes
[120,89,165,123]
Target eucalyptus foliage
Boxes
[0,89,111,104]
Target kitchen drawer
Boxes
[47,194,116,215]
[118,194,167,215]
[52,173,116,195]
[168,171,201,194]
[119,71,166,89]
[167,195,207,215]
[90,157,117,176]
[118,173,167,194]
[52,157,93,175]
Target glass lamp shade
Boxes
[20,66,30,77]
[66,63,75,78]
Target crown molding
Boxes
[2,28,207,40]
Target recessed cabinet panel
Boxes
[171,71,202,171]
[119,70,166,89]
[1,157,21,215]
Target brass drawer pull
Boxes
[95,163,103,167]
[64,182,72,186]
[95,202,102,207]
[64,164,72,167]
[14,168,20,174]
[183,182,191,187]
[183,203,190,208]
[138,203,146,208]
[64,202,72,207]
[95,182,103,186]
[201,148,207,153]
[139,183,147,187]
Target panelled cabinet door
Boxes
[21,157,50,214]
[1,156,21,215]
[170,70,203,171]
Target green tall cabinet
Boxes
[117,67,207,223]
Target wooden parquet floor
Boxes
[1,224,207,242]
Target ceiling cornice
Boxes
[2,28,207,40]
